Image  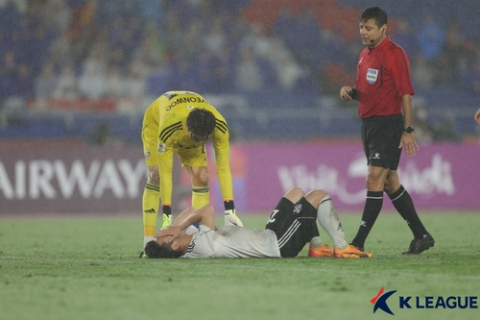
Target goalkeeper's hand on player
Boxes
[224,200,243,227]
[225,209,243,227]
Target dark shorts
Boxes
[265,197,319,258]
[361,113,404,170]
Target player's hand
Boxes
[155,225,182,240]
[399,132,419,157]
[474,108,480,124]
[340,86,354,101]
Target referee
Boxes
[339,7,434,254]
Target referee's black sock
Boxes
[388,185,427,239]
[351,191,383,249]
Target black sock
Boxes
[351,191,383,249]
[162,205,172,217]
[388,185,427,239]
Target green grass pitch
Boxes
[1,212,479,320]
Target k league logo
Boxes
[371,287,397,315]
[370,287,478,315]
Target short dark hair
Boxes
[144,240,183,259]
[186,109,216,141]
[361,7,387,28]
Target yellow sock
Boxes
[143,183,160,243]
[192,186,210,209]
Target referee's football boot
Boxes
[402,233,435,254]
[334,244,373,258]
[139,250,148,258]
[308,244,334,257]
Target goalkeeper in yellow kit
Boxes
[140,91,243,254]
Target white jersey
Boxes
[182,225,281,258]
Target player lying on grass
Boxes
[145,188,372,259]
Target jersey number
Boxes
[267,210,279,224]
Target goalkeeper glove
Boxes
[224,201,243,227]
[161,205,172,228]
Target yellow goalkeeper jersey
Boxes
[142,91,233,206]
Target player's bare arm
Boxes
[146,165,159,185]
[157,146,174,206]
[157,205,216,237]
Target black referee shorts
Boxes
[265,197,319,258]
[361,113,404,170]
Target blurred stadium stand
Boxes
[0,0,479,145]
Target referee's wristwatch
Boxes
[404,126,415,133]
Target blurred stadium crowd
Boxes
[0,0,479,143]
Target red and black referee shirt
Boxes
[355,37,414,119]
